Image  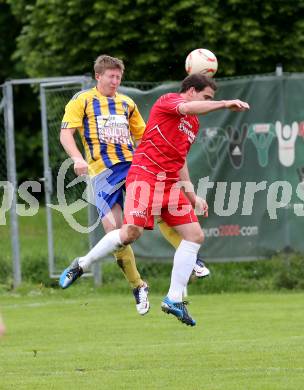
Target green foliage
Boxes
[273,254,304,290]
[1,252,304,293]
[0,0,22,82]
[2,0,304,185]
[5,0,304,81]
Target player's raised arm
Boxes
[179,98,250,115]
[177,74,249,116]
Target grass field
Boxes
[1,209,304,388]
[1,291,304,389]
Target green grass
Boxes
[1,291,304,389]
[0,206,90,264]
[1,207,304,388]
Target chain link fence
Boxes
[44,83,87,205]
[41,81,92,275]
[1,77,93,286]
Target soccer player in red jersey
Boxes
[60,74,249,326]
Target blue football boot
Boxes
[161,296,196,326]
[59,258,83,289]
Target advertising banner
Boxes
[120,75,304,261]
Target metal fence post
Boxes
[3,81,21,288]
[40,84,55,277]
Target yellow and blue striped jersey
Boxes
[61,87,145,176]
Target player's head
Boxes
[94,55,125,97]
[180,74,217,101]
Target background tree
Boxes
[6,0,304,81]
[1,0,41,184]
[2,0,304,187]
[0,0,22,83]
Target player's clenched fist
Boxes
[73,158,88,176]
[194,196,209,217]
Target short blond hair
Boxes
[94,55,125,74]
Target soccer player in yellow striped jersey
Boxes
[60,55,210,315]
[61,80,144,177]
[60,54,152,314]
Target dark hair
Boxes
[179,74,217,93]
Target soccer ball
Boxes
[185,48,218,78]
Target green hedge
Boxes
[1,253,304,294]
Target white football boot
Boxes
[193,257,210,278]
[133,282,150,315]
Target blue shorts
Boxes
[91,162,131,218]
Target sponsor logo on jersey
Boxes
[178,117,196,143]
[129,210,147,218]
[96,114,131,144]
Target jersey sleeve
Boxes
[158,94,186,116]
[61,95,85,129]
[129,103,146,140]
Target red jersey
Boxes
[129,93,199,180]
